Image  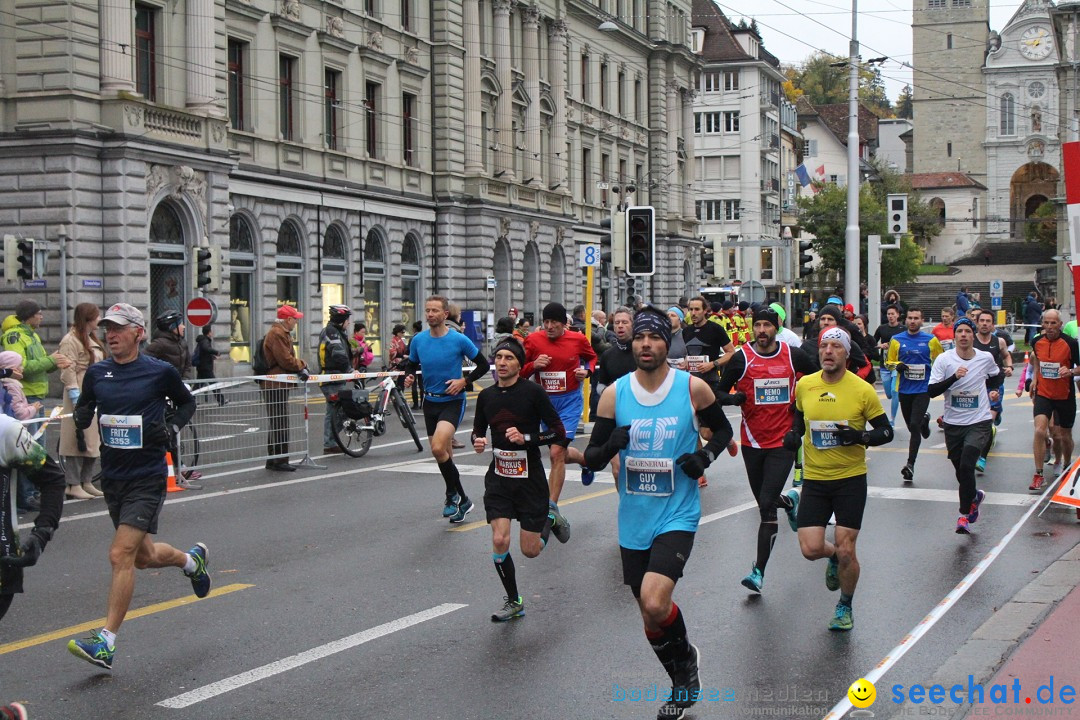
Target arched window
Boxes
[277,220,304,321]
[150,203,184,245]
[321,224,348,326]
[1000,93,1015,136]
[929,197,946,227]
[523,242,540,320]
[550,245,566,306]
[401,234,422,336]
[493,238,512,320]
[148,201,187,325]
[363,229,387,356]
[229,214,257,363]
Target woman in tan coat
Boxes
[57,303,106,499]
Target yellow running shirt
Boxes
[794,370,886,480]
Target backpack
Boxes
[252,335,269,375]
[191,343,202,368]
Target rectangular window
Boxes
[582,147,591,203]
[600,62,608,110]
[724,111,740,132]
[135,3,157,101]
[227,39,247,131]
[760,248,774,280]
[947,141,952,157]
[946,33,953,49]
[581,53,590,103]
[635,79,642,122]
[402,0,411,31]
[727,248,737,279]
[724,71,739,91]
[829,174,838,184]
[279,55,297,141]
[601,153,610,206]
[951,0,970,6]
[365,0,376,15]
[618,71,626,116]
[366,82,380,157]
[324,68,341,150]
[403,93,417,166]
[724,200,740,221]
[928,0,945,6]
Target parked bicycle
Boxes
[329,374,423,457]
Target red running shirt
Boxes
[734,342,796,449]
[523,329,597,394]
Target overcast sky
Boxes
[713,0,1018,102]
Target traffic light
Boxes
[196,246,212,289]
[798,239,814,278]
[887,193,908,236]
[4,235,35,284]
[625,205,655,276]
[208,246,221,291]
[702,245,715,278]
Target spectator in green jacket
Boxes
[2,300,71,512]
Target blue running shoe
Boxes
[825,556,840,592]
[185,543,211,598]
[68,631,114,669]
[828,602,853,631]
[783,489,800,532]
[968,489,986,524]
[580,467,595,486]
[976,456,986,474]
[740,564,763,593]
[955,515,970,534]
[449,498,474,524]
[442,493,460,518]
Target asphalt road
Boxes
[2,390,1079,720]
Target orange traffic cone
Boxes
[165,451,185,493]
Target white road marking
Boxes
[156,603,467,709]
[931,442,947,449]
[867,486,1036,507]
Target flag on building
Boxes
[795,163,812,187]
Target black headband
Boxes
[632,309,672,347]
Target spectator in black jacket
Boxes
[145,312,192,379]
[195,326,226,406]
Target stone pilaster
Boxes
[100,0,134,94]
[549,19,568,190]
[493,0,515,182]
[522,5,542,186]
[186,0,220,115]
[463,0,484,174]
[682,88,695,217]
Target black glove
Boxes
[895,363,909,374]
[1,527,52,568]
[729,391,747,406]
[75,427,87,453]
[676,449,711,478]
[606,425,631,453]
[836,427,866,446]
[297,368,310,382]
[145,421,171,447]
[782,430,801,452]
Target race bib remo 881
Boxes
[754,378,790,404]
[624,457,674,496]
[100,415,143,449]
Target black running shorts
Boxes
[1033,395,1077,429]
[423,397,466,436]
[483,466,550,533]
[102,474,168,534]
[797,474,868,530]
[620,531,696,597]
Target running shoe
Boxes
[442,493,461,518]
[491,595,525,622]
[1045,438,1053,465]
[548,504,571,543]
[783,489,800,532]
[792,464,803,488]
[580,467,595,486]
[184,543,211,599]
[828,602,853,631]
[990,425,998,448]
[740,564,763,593]
[67,631,114,670]
[920,413,931,439]
[901,464,914,484]
[955,515,970,534]
[0,703,27,720]
[825,556,840,592]
[1029,473,1045,493]
[975,456,987,474]
[667,643,701,710]
[449,498,474,524]
[968,489,986,524]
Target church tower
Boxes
[911,0,991,179]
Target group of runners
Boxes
[3,291,1077,720]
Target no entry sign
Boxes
[186,296,217,327]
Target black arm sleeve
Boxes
[534,391,567,447]
[863,412,894,447]
[986,375,1002,391]
[790,407,805,437]
[471,394,489,441]
[29,455,66,532]
[928,373,960,398]
[584,416,619,470]
[465,351,490,384]
[791,347,817,375]
[73,375,98,430]
[716,351,746,394]
[698,402,734,459]
[164,369,197,429]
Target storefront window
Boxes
[229,214,256,362]
[401,234,421,336]
[363,229,386,357]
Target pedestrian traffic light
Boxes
[625,205,655,276]
[195,246,213,289]
[702,239,716,278]
[887,193,908,236]
[798,239,814,278]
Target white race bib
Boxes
[1040,361,1061,380]
[100,414,143,449]
[903,364,926,381]
[494,449,528,478]
[624,457,674,496]
[940,340,955,351]
[809,420,845,450]
[686,355,708,373]
[539,371,568,393]
[950,391,979,410]
[753,377,791,405]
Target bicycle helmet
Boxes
[327,304,351,325]
[155,311,184,332]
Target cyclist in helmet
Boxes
[319,305,354,454]
[145,311,191,379]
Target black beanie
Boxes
[542,302,567,323]
[738,301,750,312]
[722,301,733,311]
[15,300,41,322]
[493,340,526,366]
[752,307,780,329]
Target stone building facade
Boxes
[0,0,699,367]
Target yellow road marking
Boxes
[447,487,617,532]
[0,583,253,655]
[869,447,1032,459]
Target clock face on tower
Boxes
[1020,25,1054,60]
